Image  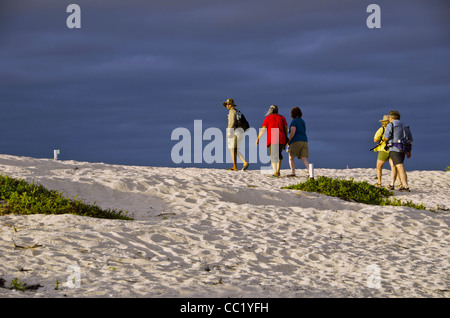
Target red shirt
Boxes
[262,114,287,146]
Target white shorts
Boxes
[227,129,244,149]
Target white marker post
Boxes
[309,163,314,180]
[54,149,60,160]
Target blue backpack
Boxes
[392,123,412,153]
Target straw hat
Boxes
[379,115,389,122]
[222,98,237,107]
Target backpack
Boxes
[234,109,250,132]
[392,123,412,153]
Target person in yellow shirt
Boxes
[373,115,401,187]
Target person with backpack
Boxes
[256,105,288,177]
[383,110,413,192]
[223,98,249,171]
[372,114,402,188]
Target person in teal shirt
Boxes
[287,107,310,177]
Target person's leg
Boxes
[237,150,248,169]
[268,145,278,175]
[301,157,309,173]
[396,173,403,188]
[390,165,398,188]
[269,144,282,176]
[299,142,310,175]
[396,163,409,189]
[226,136,237,170]
[376,151,389,186]
[276,159,282,175]
[228,147,237,170]
[289,155,296,175]
[388,158,394,174]
[389,152,404,188]
[391,152,408,189]
[276,145,284,175]
[301,157,309,169]
[388,152,403,187]
[234,132,248,170]
[271,162,278,175]
[386,157,394,189]
[287,143,296,176]
[376,159,385,186]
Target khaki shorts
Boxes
[227,131,243,149]
[377,151,389,162]
[288,141,309,159]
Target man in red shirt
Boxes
[256,105,288,177]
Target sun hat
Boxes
[222,98,237,107]
[379,115,389,122]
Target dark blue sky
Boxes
[1,0,449,170]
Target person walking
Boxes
[383,110,413,192]
[223,98,249,171]
[256,105,288,177]
[373,115,401,187]
[286,107,309,177]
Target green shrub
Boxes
[282,176,393,205]
[282,176,430,211]
[0,175,132,220]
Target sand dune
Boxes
[0,154,448,297]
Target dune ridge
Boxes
[0,154,448,297]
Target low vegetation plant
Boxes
[0,277,42,292]
[282,176,430,211]
[9,278,27,292]
[0,175,132,220]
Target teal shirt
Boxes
[289,117,308,144]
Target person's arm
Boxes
[407,127,413,144]
[383,123,392,142]
[256,127,267,145]
[288,126,296,143]
[228,109,236,128]
[374,127,382,143]
[285,125,289,142]
[227,109,236,138]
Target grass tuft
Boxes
[0,175,132,220]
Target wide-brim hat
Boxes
[379,115,389,122]
[222,98,237,107]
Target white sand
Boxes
[0,154,448,298]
